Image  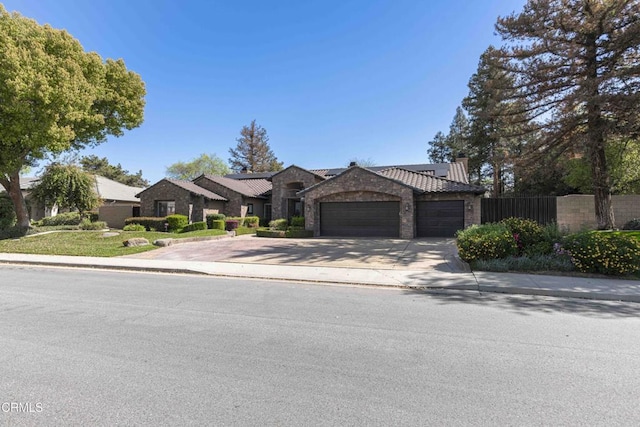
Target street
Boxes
[1,265,639,426]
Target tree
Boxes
[427,131,451,164]
[80,155,149,187]
[346,157,376,167]
[463,47,527,196]
[30,164,101,215]
[228,120,283,173]
[492,0,640,229]
[0,6,145,228]
[166,153,230,180]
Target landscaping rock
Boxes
[123,237,150,247]
[153,238,173,247]
[102,232,120,238]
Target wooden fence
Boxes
[481,196,557,225]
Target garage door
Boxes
[416,201,464,237]
[320,202,400,237]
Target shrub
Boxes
[622,218,640,230]
[243,216,260,228]
[40,212,82,226]
[500,217,544,255]
[181,221,207,232]
[562,231,640,276]
[290,216,305,227]
[79,219,108,230]
[206,213,226,228]
[456,223,518,262]
[256,229,286,238]
[471,254,575,273]
[0,196,16,229]
[86,212,99,222]
[210,220,225,231]
[225,219,239,231]
[166,214,188,231]
[123,223,146,232]
[125,217,167,231]
[235,226,258,236]
[286,228,314,238]
[0,226,29,240]
[269,218,288,231]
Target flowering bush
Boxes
[500,217,544,255]
[456,223,517,262]
[562,232,640,276]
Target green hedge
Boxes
[206,213,226,228]
[123,223,146,231]
[166,214,188,231]
[235,226,258,236]
[124,217,167,231]
[286,228,313,238]
[40,212,82,226]
[210,220,225,231]
[269,218,288,230]
[257,229,286,238]
[290,216,305,227]
[79,219,108,230]
[181,221,207,232]
[0,195,16,229]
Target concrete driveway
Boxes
[124,235,463,271]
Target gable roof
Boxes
[322,163,466,181]
[268,165,328,181]
[136,179,227,201]
[93,175,144,202]
[198,175,271,198]
[378,168,484,194]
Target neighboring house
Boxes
[136,179,227,223]
[138,157,485,238]
[7,175,145,228]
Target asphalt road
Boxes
[1,265,639,426]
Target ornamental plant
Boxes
[499,217,544,256]
[562,231,640,276]
[456,223,518,262]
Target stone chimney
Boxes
[455,153,469,180]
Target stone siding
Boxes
[302,167,415,239]
[271,167,325,220]
[557,194,640,231]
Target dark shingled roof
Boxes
[378,168,484,193]
[201,175,271,198]
[137,179,227,201]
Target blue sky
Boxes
[4,0,526,184]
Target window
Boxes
[247,203,254,215]
[156,201,175,217]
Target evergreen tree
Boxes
[427,132,450,164]
[228,120,283,173]
[80,155,149,187]
[492,0,640,229]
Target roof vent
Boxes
[349,161,357,167]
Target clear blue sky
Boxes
[4,0,526,184]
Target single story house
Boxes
[6,175,145,228]
[138,157,485,238]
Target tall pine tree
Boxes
[492,0,640,229]
[228,120,283,173]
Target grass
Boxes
[0,228,227,257]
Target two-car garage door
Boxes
[320,202,400,237]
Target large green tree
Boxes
[492,0,640,229]
[80,155,149,187]
[30,163,101,215]
[0,6,145,228]
[166,153,230,180]
[228,120,283,173]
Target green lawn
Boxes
[0,229,228,257]
[611,230,640,241]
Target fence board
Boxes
[481,197,557,224]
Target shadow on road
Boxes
[402,287,640,319]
